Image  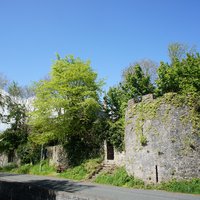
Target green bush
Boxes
[95,167,144,188]
[12,164,31,174]
[60,158,102,180]
[157,179,200,194]
[0,163,18,172]
[29,160,56,175]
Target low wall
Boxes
[0,180,91,200]
[0,180,56,200]
[104,141,125,167]
[0,154,8,167]
[47,145,68,168]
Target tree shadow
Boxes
[0,174,95,200]
[28,179,94,193]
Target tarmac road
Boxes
[0,172,199,200]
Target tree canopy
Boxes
[28,55,104,163]
[156,53,200,95]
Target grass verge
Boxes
[94,167,145,188]
[59,158,102,180]
[94,167,200,194]
[1,161,199,194]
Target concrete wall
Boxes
[125,94,200,183]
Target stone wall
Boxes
[47,145,68,168]
[104,141,125,167]
[125,94,200,183]
[0,153,8,167]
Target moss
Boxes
[140,135,147,146]
[127,92,200,145]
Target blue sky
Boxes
[0,0,200,91]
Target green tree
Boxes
[29,55,104,164]
[128,59,158,84]
[104,86,125,151]
[156,53,200,95]
[104,64,154,151]
[122,64,154,102]
[8,81,23,97]
[0,95,29,158]
[168,42,196,63]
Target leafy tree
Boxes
[122,64,154,102]
[8,81,23,97]
[17,142,41,164]
[29,55,104,164]
[128,59,158,84]
[168,42,196,63]
[104,86,125,151]
[104,64,154,151]
[0,95,29,158]
[156,53,200,95]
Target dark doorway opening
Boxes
[107,142,114,160]
[8,152,14,163]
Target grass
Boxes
[1,161,199,194]
[59,158,102,180]
[157,178,200,194]
[1,160,56,176]
[95,167,200,194]
[95,167,144,188]
[0,163,18,172]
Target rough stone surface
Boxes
[47,145,68,168]
[125,95,200,183]
[104,141,125,167]
[0,153,7,167]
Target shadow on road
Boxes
[27,179,94,193]
[0,174,95,200]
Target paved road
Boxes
[0,172,199,200]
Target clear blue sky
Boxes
[0,0,200,91]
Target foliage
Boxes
[104,64,154,150]
[106,118,124,151]
[59,158,102,180]
[8,81,23,97]
[156,53,200,96]
[1,158,199,194]
[0,163,18,172]
[95,167,145,188]
[125,59,158,84]
[29,55,104,164]
[122,64,154,102]
[157,178,200,194]
[168,42,196,64]
[10,160,56,175]
[0,95,29,155]
[17,142,41,164]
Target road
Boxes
[0,172,199,200]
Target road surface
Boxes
[0,172,199,200]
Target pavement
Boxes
[0,172,199,200]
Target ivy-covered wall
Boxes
[125,93,200,183]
